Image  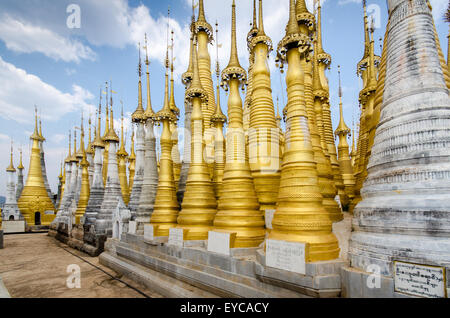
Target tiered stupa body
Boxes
[15,150,24,201]
[17,109,56,226]
[128,131,136,192]
[3,145,22,221]
[137,39,159,232]
[96,106,125,236]
[351,1,381,212]
[178,13,196,205]
[347,0,450,282]
[195,0,216,177]
[117,108,130,205]
[269,0,339,261]
[83,96,106,228]
[150,47,180,237]
[128,44,147,228]
[308,2,342,220]
[213,0,265,248]
[38,119,54,205]
[248,0,281,212]
[334,67,355,210]
[74,121,90,224]
[211,24,226,200]
[176,38,217,240]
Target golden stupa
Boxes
[17,107,56,226]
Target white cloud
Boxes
[0,56,96,124]
[0,14,96,63]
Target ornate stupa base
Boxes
[99,231,347,298]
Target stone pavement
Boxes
[0,233,162,298]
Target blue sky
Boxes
[0,0,448,197]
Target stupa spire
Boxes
[6,140,15,172]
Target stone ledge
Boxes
[103,236,305,298]
[255,249,345,298]
[0,276,11,298]
[99,252,219,298]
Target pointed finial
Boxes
[186,35,207,101]
[197,0,206,22]
[335,65,350,136]
[93,86,105,148]
[257,0,266,36]
[222,0,246,86]
[287,0,299,36]
[18,147,24,170]
[253,0,257,28]
[6,139,15,172]
[169,29,179,118]
[212,21,226,124]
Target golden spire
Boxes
[75,114,85,160]
[6,140,15,172]
[316,0,324,55]
[70,129,79,162]
[155,13,173,122]
[143,35,155,120]
[197,0,206,23]
[367,18,377,89]
[86,115,94,154]
[65,130,72,163]
[104,88,120,142]
[296,0,308,13]
[17,148,24,170]
[335,66,351,135]
[79,115,88,166]
[31,106,41,141]
[362,0,370,60]
[102,82,110,139]
[225,0,244,72]
[118,102,128,156]
[256,0,266,37]
[132,43,146,123]
[448,25,450,72]
[38,115,45,142]
[169,30,180,118]
[211,22,226,123]
[92,87,105,148]
[58,161,63,180]
[286,0,299,36]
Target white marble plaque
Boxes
[144,224,154,241]
[44,210,54,215]
[394,261,447,298]
[207,231,232,256]
[266,239,306,275]
[265,210,275,230]
[2,221,25,233]
[128,221,137,234]
[168,228,184,247]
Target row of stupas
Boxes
[3,0,450,298]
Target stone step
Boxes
[99,252,219,298]
[105,236,307,298]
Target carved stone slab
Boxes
[394,261,447,298]
[266,239,306,275]
[144,224,155,241]
[168,228,186,247]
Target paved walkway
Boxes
[0,233,163,298]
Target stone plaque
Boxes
[207,231,236,256]
[2,221,25,234]
[44,210,54,215]
[265,210,275,230]
[128,221,137,234]
[168,228,184,247]
[266,239,306,275]
[144,224,154,241]
[394,261,447,298]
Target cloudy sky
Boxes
[0,0,448,197]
